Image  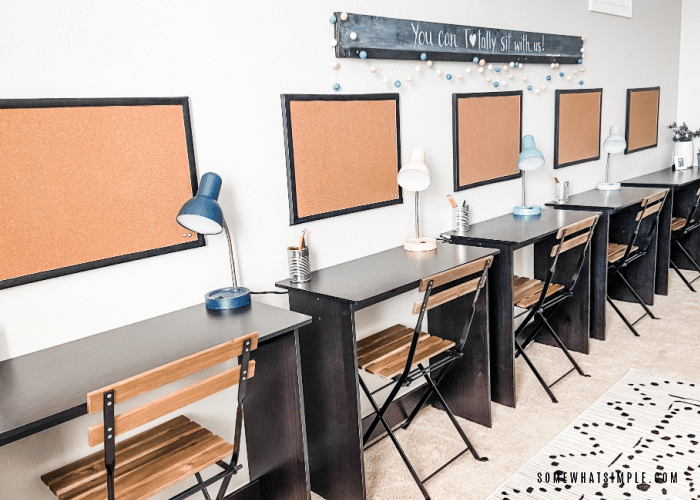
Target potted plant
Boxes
[669,122,698,167]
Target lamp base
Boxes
[513,205,541,220]
[205,287,251,311]
[597,182,621,191]
[404,237,437,252]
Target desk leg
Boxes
[429,281,491,427]
[655,190,672,295]
[534,236,590,354]
[245,329,310,500]
[288,291,365,500]
[488,246,516,408]
[589,212,608,340]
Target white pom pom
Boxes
[478,67,484,73]
[508,73,513,79]
[465,68,471,73]
[340,12,348,21]
[487,64,493,70]
[567,75,572,80]
[435,69,442,75]
[456,74,462,80]
[522,76,528,82]
[382,77,388,83]
[479,59,485,66]
[509,62,515,67]
[415,66,421,72]
[535,89,540,94]
[580,47,585,52]
[541,85,546,90]
[406,76,412,82]
[485,76,491,82]
[573,70,578,74]
[426,60,433,67]
[330,39,338,47]
[369,66,376,73]
[501,80,507,85]
[580,67,585,72]
[332,61,339,69]
[551,63,556,68]
[350,32,357,40]
[581,36,586,41]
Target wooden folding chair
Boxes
[513,214,599,403]
[607,190,668,336]
[670,186,700,291]
[356,255,493,500]
[41,332,258,500]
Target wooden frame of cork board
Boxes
[281,93,402,225]
[452,91,523,191]
[554,88,603,169]
[0,97,204,290]
[625,87,660,154]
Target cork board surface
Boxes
[0,103,197,284]
[456,93,521,189]
[556,90,602,168]
[627,88,659,153]
[286,97,399,222]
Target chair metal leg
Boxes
[671,258,696,292]
[362,371,407,445]
[421,369,487,462]
[538,313,589,378]
[616,272,658,320]
[606,295,641,337]
[672,238,700,291]
[195,473,212,500]
[514,339,558,403]
[358,375,431,500]
[401,361,456,430]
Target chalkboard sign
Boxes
[334,13,584,64]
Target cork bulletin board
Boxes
[453,91,522,191]
[0,97,203,290]
[625,87,660,154]
[554,88,603,169]
[281,94,402,225]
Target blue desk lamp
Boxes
[513,135,545,219]
[177,172,251,311]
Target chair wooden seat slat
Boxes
[41,332,259,500]
[671,216,688,232]
[607,243,638,263]
[355,256,494,499]
[512,276,564,309]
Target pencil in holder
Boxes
[453,205,470,232]
[288,246,311,283]
[555,181,569,204]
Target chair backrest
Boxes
[410,255,493,353]
[533,214,599,310]
[617,190,668,265]
[679,186,700,233]
[86,332,258,447]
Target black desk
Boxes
[0,301,312,500]
[622,167,700,291]
[546,187,668,339]
[442,209,595,409]
[276,243,499,500]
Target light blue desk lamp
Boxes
[177,172,251,311]
[513,135,545,219]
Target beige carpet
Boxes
[311,272,700,500]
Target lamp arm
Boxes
[521,170,526,207]
[415,191,420,239]
[605,152,611,184]
[222,218,239,290]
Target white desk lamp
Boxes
[597,125,626,191]
[398,148,437,252]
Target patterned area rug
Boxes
[488,369,700,499]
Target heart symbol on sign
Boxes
[469,34,477,47]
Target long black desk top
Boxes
[621,167,700,190]
[0,301,311,447]
[441,208,598,249]
[276,243,499,310]
[544,186,666,212]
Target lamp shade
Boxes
[398,147,431,192]
[603,125,626,154]
[517,135,545,172]
[177,172,224,235]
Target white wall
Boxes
[0,1,683,498]
[678,0,700,125]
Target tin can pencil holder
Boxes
[555,181,569,204]
[288,246,311,283]
[453,205,470,232]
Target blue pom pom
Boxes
[446,74,452,80]
[420,53,427,61]
[472,57,479,64]
[493,82,499,87]
[359,51,367,59]
[333,83,340,91]
[394,80,401,88]
[515,62,520,67]
[578,59,583,64]
[329,15,337,24]
[527,85,533,91]
[495,67,501,73]
[559,72,564,77]
[546,75,552,81]
[579,80,584,85]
